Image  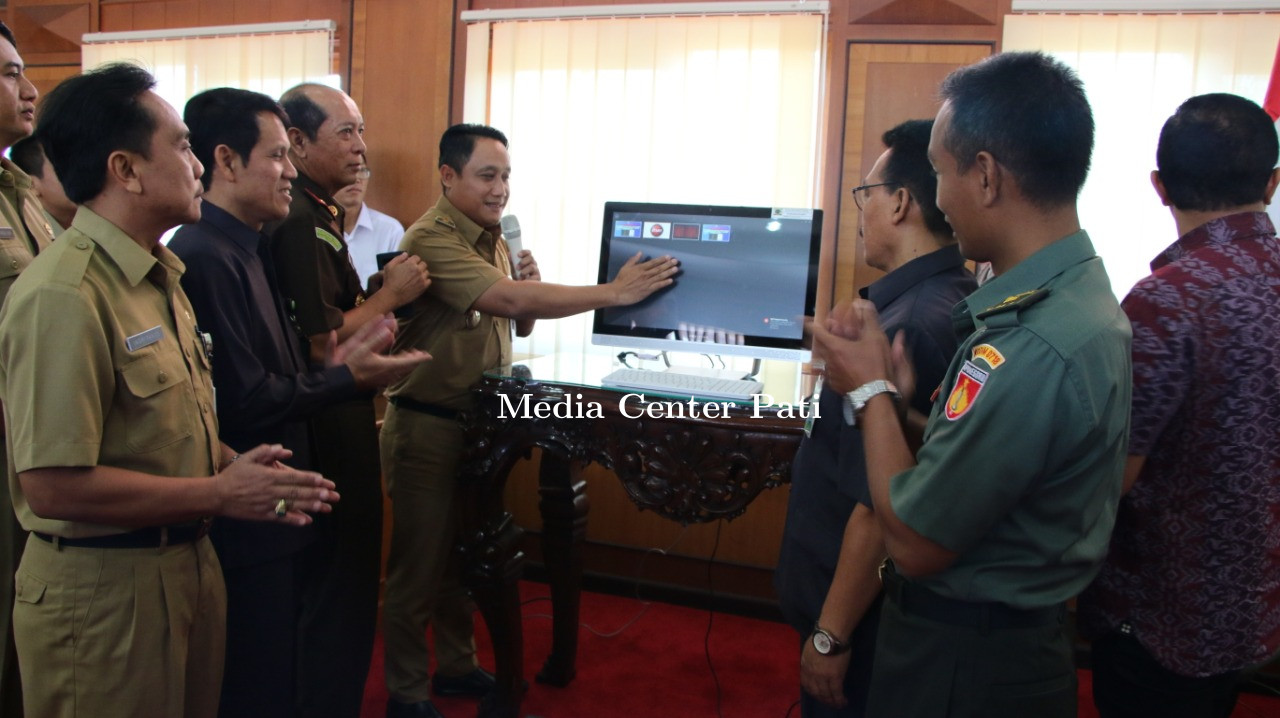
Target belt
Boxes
[388,395,460,421]
[34,520,211,549]
[879,560,1064,631]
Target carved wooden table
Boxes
[456,357,808,718]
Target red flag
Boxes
[1265,37,1280,121]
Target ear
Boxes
[1264,168,1280,206]
[287,127,308,158]
[107,149,143,195]
[440,163,457,193]
[889,186,910,226]
[213,144,239,183]
[1150,170,1171,207]
[973,151,1002,207]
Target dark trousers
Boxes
[296,399,384,718]
[865,589,1075,718]
[1090,630,1241,718]
[218,554,310,718]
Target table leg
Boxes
[535,451,588,686]
[462,507,527,718]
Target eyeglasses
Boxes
[356,167,372,180]
[851,181,899,211]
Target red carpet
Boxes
[361,581,1280,718]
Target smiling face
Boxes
[0,37,36,150]
[135,91,204,228]
[928,102,985,261]
[441,136,510,228]
[231,112,296,229]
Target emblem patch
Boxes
[971,344,1005,369]
[945,360,989,420]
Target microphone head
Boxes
[499,214,521,240]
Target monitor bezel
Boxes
[591,200,822,363]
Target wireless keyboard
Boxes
[601,368,764,401]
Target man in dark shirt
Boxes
[170,88,427,717]
[775,119,974,718]
[1079,93,1280,718]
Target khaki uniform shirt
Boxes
[0,207,220,538]
[0,157,55,308]
[389,195,512,411]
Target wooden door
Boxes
[834,43,991,303]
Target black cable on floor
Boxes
[704,519,725,718]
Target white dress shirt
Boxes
[345,204,406,288]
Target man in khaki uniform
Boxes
[382,123,679,718]
[0,63,339,718]
[0,21,55,718]
[9,136,76,235]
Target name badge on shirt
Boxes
[0,227,13,240]
[125,326,164,352]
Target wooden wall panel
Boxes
[834,43,991,301]
[353,0,455,227]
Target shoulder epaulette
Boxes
[432,213,456,229]
[50,236,94,287]
[976,288,1049,319]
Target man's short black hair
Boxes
[9,135,45,179]
[881,119,952,238]
[938,51,1094,209]
[439,123,509,174]
[279,84,329,141]
[38,62,157,204]
[185,88,290,189]
[0,21,16,49]
[1156,93,1278,212]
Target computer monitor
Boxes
[593,201,822,363]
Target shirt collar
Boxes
[197,200,265,255]
[0,157,34,191]
[1151,211,1275,272]
[70,205,185,290]
[352,203,375,234]
[957,230,1095,325]
[434,194,490,247]
[292,170,344,226]
[862,243,966,310]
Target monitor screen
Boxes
[593,201,822,362]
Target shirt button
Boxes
[75,240,89,250]
[157,371,168,384]
[8,260,16,269]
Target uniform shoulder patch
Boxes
[971,343,1005,369]
[433,213,457,229]
[944,360,989,420]
[315,227,343,252]
[976,288,1049,319]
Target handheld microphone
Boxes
[499,214,523,276]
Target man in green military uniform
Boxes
[0,62,338,718]
[814,52,1131,718]
[0,21,55,718]
[382,123,679,718]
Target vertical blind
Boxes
[1004,13,1280,297]
[465,13,825,361]
[82,28,336,122]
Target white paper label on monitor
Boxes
[771,208,814,220]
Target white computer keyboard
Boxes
[600,368,764,401]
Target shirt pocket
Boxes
[0,224,33,282]
[118,349,194,453]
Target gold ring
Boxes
[274,499,288,518]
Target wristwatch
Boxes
[811,625,850,656]
[842,379,900,426]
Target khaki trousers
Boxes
[0,439,22,718]
[14,534,225,718]
[380,406,477,704]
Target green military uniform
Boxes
[267,171,384,717]
[0,207,224,718]
[0,156,56,718]
[381,194,512,703]
[865,231,1131,717]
